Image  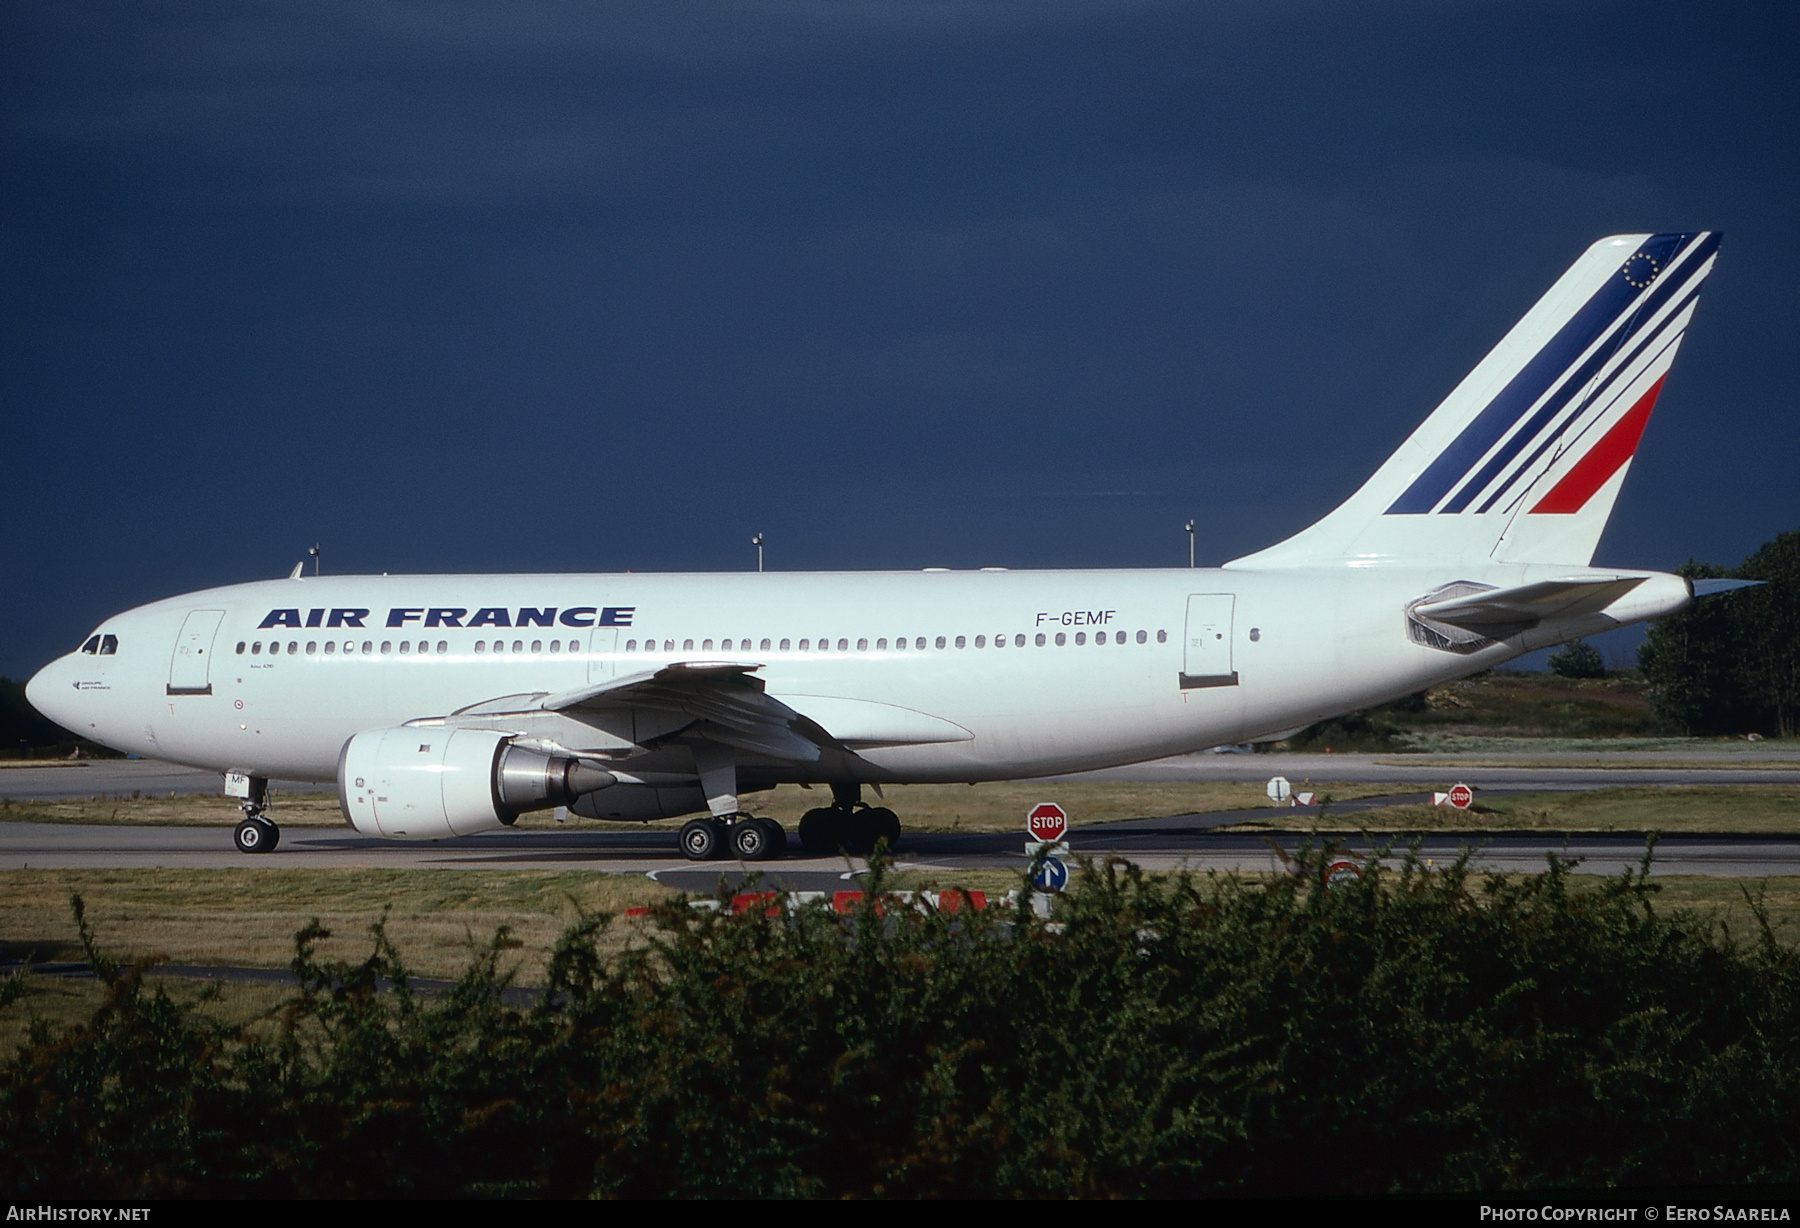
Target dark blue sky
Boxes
[4,1,1796,678]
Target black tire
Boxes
[234,818,277,855]
[798,807,841,854]
[731,817,774,861]
[679,817,723,860]
[757,817,787,858]
[843,808,877,854]
[865,807,900,852]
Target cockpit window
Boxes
[81,635,101,654]
[99,635,118,656]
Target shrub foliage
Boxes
[4,849,1800,1197]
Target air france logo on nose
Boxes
[257,606,636,630]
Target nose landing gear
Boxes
[232,775,279,854]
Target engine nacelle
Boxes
[337,727,615,840]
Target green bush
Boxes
[1548,639,1606,679]
[4,850,1799,1197]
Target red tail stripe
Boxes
[1528,375,1666,515]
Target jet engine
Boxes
[337,727,615,840]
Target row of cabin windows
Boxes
[624,630,1168,651]
[237,639,584,657]
[234,629,1172,658]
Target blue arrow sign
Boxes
[1033,857,1069,892]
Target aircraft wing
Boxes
[543,662,825,761]
[1410,576,1650,638]
[420,662,973,763]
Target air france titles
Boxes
[256,607,636,630]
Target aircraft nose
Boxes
[25,656,77,732]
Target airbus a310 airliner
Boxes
[28,232,1737,860]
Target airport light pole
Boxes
[1185,520,1195,568]
[309,543,322,576]
[752,533,764,573]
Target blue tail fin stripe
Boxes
[1473,279,1704,515]
[1440,237,1712,514]
[1384,231,1699,515]
[1447,236,1716,514]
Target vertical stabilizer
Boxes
[1226,232,1720,570]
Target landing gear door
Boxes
[587,629,618,685]
[1181,595,1238,689]
[169,609,226,696]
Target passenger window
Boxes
[838,638,850,652]
[798,639,810,651]
[1075,632,1086,645]
[1157,630,1167,643]
[761,638,772,651]
[703,639,714,651]
[955,636,966,649]
[681,639,692,652]
[235,641,246,655]
[569,640,582,652]
[345,642,355,654]
[876,638,887,650]
[552,641,562,653]
[439,641,449,654]
[1137,630,1147,644]
[381,642,392,654]
[324,642,335,655]
[531,640,542,653]
[81,636,101,654]
[251,642,262,655]
[100,635,119,655]
[935,636,946,650]
[974,635,986,648]
[779,639,790,651]
[1035,633,1045,647]
[287,641,298,654]
[304,641,316,654]
[511,640,523,653]
[1055,633,1066,646]
[1015,634,1025,648]
[895,637,906,651]
[856,638,867,651]
[399,642,410,654]
[362,641,373,654]
[474,642,485,654]
[721,639,732,651]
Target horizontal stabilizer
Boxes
[1412,576,1649,639]
[1691,578,1763,597]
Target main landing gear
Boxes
[233,775,279,855]
[677,814,788,862]
[798,783,900,856]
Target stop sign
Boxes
[1027,802,1068,843]
[1446,783,1474,810]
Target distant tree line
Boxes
[1639,529,1800,738]
[5,850,1800,1197]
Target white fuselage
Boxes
[25,562,1670,795]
